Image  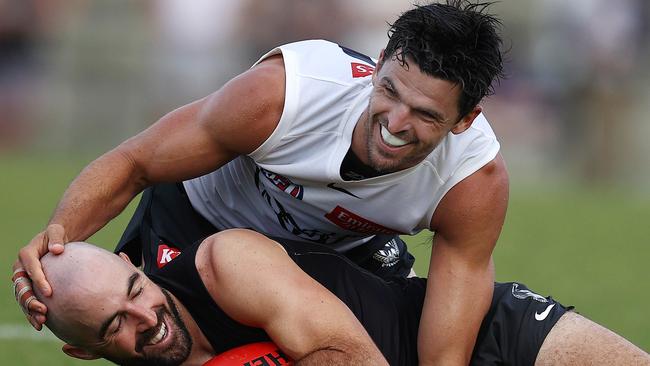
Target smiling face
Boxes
[87,274,193,366]
[40,243,193,366]
[351,54,481,174]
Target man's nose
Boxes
[127,304,158,332]
[386,103,411,133]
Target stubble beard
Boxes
[364,110,420,174]
[106,288,193,366]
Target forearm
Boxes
[49,148,146,241]
[417,259,494,366]
[420,155,508,365]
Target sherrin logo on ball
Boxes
[203,342,293,366]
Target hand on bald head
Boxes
[36,242,135,346]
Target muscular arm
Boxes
[50,56,285,242]
[197,229,388,366]
[418,154,509,366]
[17,57,285,305]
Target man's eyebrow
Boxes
[127,272,140,295]
[97,272,140,341]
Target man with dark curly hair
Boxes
[17,2,510,363]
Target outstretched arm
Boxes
[197,229,389,365]
[14,56,286,327]
[419,154,509,366]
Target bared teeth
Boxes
[148,322,167,345]
[380,125,408,147]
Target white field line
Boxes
[0,323,59,342]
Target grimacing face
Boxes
[352,54,480,173]
[62,256,192,366]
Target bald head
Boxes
[36,242,134,346]
[34,242,193,365]
[40,242,124,278]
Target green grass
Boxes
[495,188,650,348]
[1,155,135,365]
[1,155,648,364]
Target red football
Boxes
[203,342,293,365]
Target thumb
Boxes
[46,224,67,254]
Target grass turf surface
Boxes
[2,155,648,364]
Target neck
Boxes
[171,293,215,366]
[350,109,369,165]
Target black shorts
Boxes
[471,282,573,366]
[262,239,571,365]
[116,182,415,278]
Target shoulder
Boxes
[430,153,509,233]
[211,54,286,111]
[198,55,286,155]
[195,229,288,284]
[193,230,318,330]
[440,153,509,208]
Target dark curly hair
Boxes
[382,1,504,118]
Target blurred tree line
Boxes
[1,0,649,188]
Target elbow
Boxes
[110,144,151,192]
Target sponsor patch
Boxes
[351,62,375,78]
[157,243,181,269]
[325,206,403,235]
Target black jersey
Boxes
[148,241,269,355]
[138,194,570,366]
[149,239,423,365]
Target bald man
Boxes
[24,231,650,366]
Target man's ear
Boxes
[118,251,132,264]
[62,344,101,360]
[372,49,385,83]
[377,49,385,63]
[451,105,482,135]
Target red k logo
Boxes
[157,243,181,268]
[351,62,374,78]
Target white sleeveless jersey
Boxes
[184,40,500,251]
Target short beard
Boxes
[364,111,409,174]
[364,99,393,174]
[105,288,193,366]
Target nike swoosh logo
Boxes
[327,183,361,199]
[535,303,556,321]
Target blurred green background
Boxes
[2,0,649,364]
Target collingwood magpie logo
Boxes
[511,283,548,303]
[372,239,400,267]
